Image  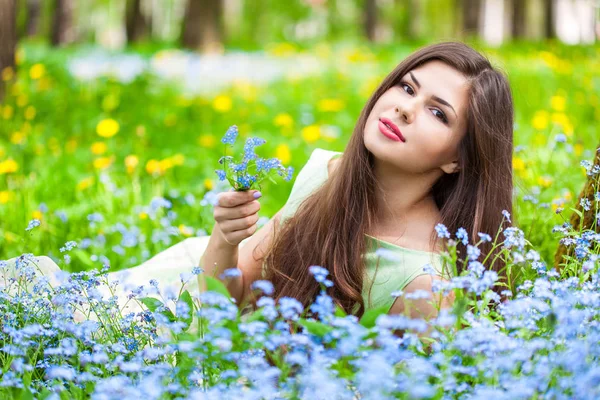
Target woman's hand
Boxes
[213,189,262,246]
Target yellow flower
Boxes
[537,176,553,188]
[29,63,46,80]
[96,118,120,138]
[91,142,107,155]
[0,146,4,157]
[273,113,294,129]
[551,96,566,112]
[10,131,25,145]
[32,210,43,220]
[198,134,216,148]
[574,143,583,156]
[17,94,28,107]
[171,154,185,166]
[563,190,572,201]
[533,134,546,146]
[275,144,291,164]
[317,98,345,113]
[136,125,146,137]
[76,176,95,191]
[212,95,232,112]
[266,42,297,57]
[512,157,525,171]
[1,67,14,81]
[24,106,36,120]
[532,110,549,131]
[204,178,214,191]
[93,156,114,170]
[139,212,148,220]
[2,105,14,120]
[0,191,13,204]
[146,159,163,175]
[0,159,19,174]
[125,155,139,174]
[178,224,194,237]
[301,125,321,143]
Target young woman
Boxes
[3,41,513,322]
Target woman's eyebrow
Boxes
[408,72,457,118]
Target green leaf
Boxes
[178,290,195,330]
[298,318,334,337]
[204,276,232,299]
[359,305,390,329]
[334,304,347,317]
[140,297,176,322]
[569,207,583,219]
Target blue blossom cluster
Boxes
[215,124,294,191]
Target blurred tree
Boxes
[461,0,481,36]
[543,0,555,39]
[51,0,75,46]
[181,0,224,53]
[364,0,378,41]
[511,0,526,38]
[126,0,150,44]
[0,0,16,100]
[26,0,42,37]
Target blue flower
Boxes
[278,297,304,320]
[502,209,511,223]
[434,223,450,239]
[221,125,238,145]
[251,280,274,295]
[243,137,267,161]
[478,232,492,242]
[25,219,41,232]
[309,265,333,287]
[215,169,227,181]
[456,227,469,245]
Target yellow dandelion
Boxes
[1,67,14,81]
[574,143,583,156]
[275,144,291,164]
[2,105,14,120]
[96,118,120,138]
[146,159,163,175]
[171,154,185,166]
[273,113,294,129]
[24,106,36,120]
[537,176,553,188]
[212,95,232,112]
[0,159,19,175]
[93,156,114,170]
[0,146,4,158]
[17,94,28,107]
[302,125,321,143]
[512,157,525,171]
[0,191,13,204]
[317,98,345,113]
[178,224,194,237]
[10,131,25,145]
[551,96,566,112]
[266,42,297,57]
[32,210,43,220]
[158,158,174,171]
[563,190,572,201]
[204,178,214,191]
[532,110,549,131]
[38,77,51,91]
[90,142,107,155]
[125,155,139,174]
[198,134,216,148]
[139,212,148,220]
[29,63,46,80]
[76,176,95,191]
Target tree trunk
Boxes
[126,0,149,43]
[461,0,481,36]
[554,140,600,271]
[181,0,224,53]
[26,0,42,37]
[0,0,17,101]
[364,0,377,42]
[51,0,75,46]
[511,0,526,39]
[543,0,555,39]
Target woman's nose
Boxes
[395,104,414,124]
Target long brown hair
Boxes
[262,41,514,318]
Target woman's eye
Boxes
[432,109,448,123]
[401,83,414,95]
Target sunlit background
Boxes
[0,0,599,274]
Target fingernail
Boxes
[253,191,262,199]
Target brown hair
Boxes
[262,41,514,318]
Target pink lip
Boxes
[378,118,406,142]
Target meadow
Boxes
[1,40,600,398]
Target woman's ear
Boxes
[440,160,460,174]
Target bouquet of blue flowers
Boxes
[215,125,294,191]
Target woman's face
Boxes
[364,60,469,175]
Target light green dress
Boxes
[269,147,449,312]
[1,148,448,316]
